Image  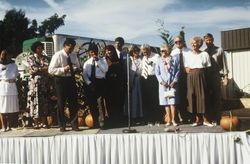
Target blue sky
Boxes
[1,0,250,49]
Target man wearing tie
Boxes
[170,36,191,123]
[83,43,108,129]
[48,38,80,132]
[114,37,128,123]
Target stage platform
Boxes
[1,124,250,164]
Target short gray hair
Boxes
[160,44,172,52]
[190,36,203,48]
[175,35,184,41]
[140,44,151,51]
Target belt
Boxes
[0,79,16,83]
[189,68,201,72]
[95,77,105,79]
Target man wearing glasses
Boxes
[170,36,191,124]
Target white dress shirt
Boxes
[48,49,80,76]
[171,47,190,58]
[116,49,121,59]
[83,57,108,85]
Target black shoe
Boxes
[60,127,66,132]
[72,126,80,131]
[100,125,106,130]
[91,124,100,129]
[71,122,80,131]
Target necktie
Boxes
[91,60,96,83]
[67,55,74,77]
[142,59,149,79]
[179,49,185,73]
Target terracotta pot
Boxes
[85,114,94,128]
[220,116,239,131]
[47,116,53,126]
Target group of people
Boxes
[154,34,228,127]
[158,34,229,127]
[0,33,229,132]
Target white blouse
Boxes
[0,63,19,96]
[184,51,211,69]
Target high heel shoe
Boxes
[172,121,178,126]
[191,122,198,127]
[165,122,171,126]
[0,129,7,132]
[203,122,214,127]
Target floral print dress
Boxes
[27,54,50,118]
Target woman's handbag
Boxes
[164,89,175,98]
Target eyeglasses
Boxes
[175,41,182,44]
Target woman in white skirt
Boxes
[0,50,19,132]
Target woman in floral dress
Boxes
[27,41,50,128]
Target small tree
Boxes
[156,19,187,49]
[2,9,29,56]
[28,19,38,38]
[0,9,67,55]
[179,26,187,48]
[156,19,175,48]
[0,21,3,50]
[38,13,66,36]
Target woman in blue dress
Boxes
[155,44,180,126]
[129,45,143,121]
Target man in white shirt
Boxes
[48,38,80,132]
[170,36,192,124]
[83,43,108,129]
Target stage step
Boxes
[221,108,250,131]
[222,98,250,110]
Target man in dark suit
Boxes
[114,37,128,126]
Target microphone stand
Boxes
[123,52,137,133]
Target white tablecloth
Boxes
[1,132,250,164]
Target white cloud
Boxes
[166,6,250,26]
[0,0,12,19]
[61,1,250,46]
[57,0,173,39]
[1,0,250,46]
[42,0,62,10]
